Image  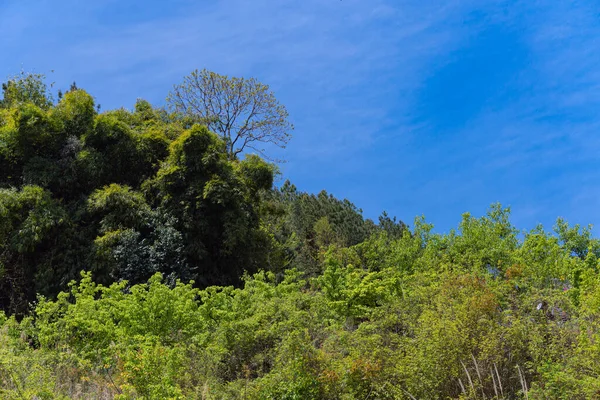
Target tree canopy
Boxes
[0,73,280,314]
[4,72,598,399]
[0,72,392,313]
[167,69,293,160]
[1,204,599,399]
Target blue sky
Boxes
[2,0,600,234]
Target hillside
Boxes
[1,75,599,399]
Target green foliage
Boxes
[54,89,96,138]
[0,186,68,314]
[4,73,600,399]
[145,124,274,286]
[0,204,596,398]
[88,184,150,232]
[262,180,406,275]
[0,77,275,313]
[0,71,53,110]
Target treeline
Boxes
[2,73,599,399]
[2,205,600,398]
[0,72,402,315]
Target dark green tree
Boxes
[145,125,275,285]
[0,75,278,312]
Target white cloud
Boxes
[4,0,600,231]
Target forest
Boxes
[1,72,600,399]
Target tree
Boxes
[0,71,53,109]
[0,185,68,315]
[0,83,277,313]
[167,69,293,160]
[145,125,275,286]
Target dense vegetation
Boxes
[1,73,599,399]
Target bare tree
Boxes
[167,69,293,160]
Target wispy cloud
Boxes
[3,0,461,176]
[2,0,600,232]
